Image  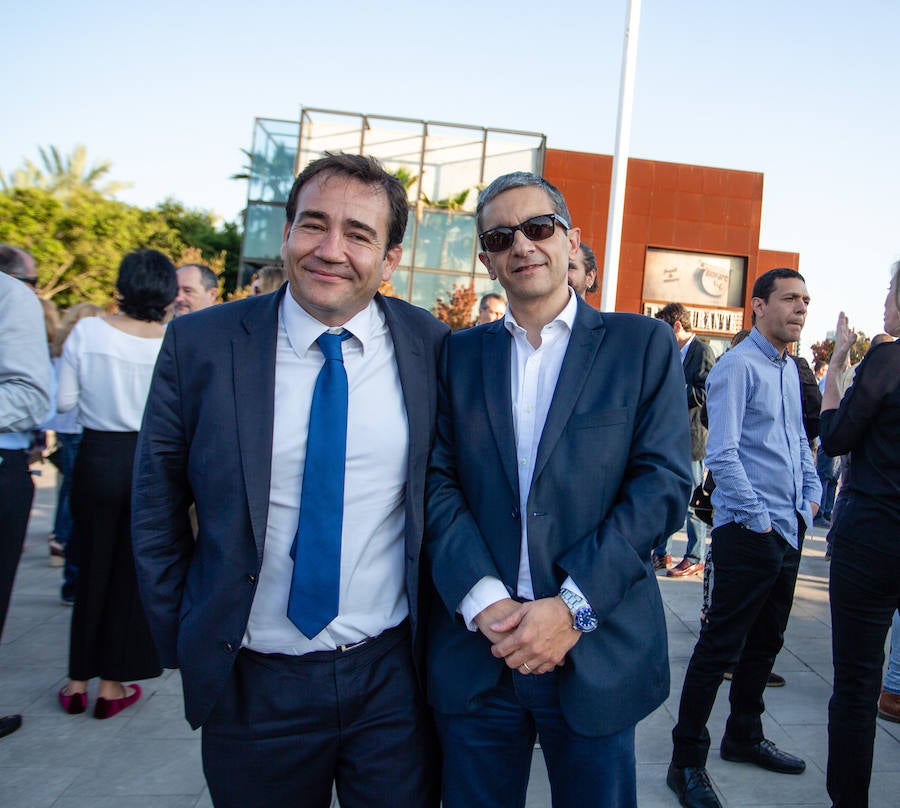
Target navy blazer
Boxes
[425,299,692,736]
[683,336,716,460]
[132,287,448,729]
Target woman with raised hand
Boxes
[821,262,900,807]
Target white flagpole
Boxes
[601,0,642,311]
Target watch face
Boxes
[574,607,598,632]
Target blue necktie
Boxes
[287,330,351,638]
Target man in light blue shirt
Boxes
[667,268,821,808]
[0,253,52,740]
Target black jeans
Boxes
[0,449,33,637]
[672,520,802,768]
[827,538,900,807]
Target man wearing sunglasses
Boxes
[425,172,692,807]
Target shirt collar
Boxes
[748,326,787,364]
[280,291,378,357]
[680,333,695,362]
[502,287,578,338]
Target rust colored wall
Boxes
[544,149,766,315]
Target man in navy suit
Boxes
[133,153,446,808]
[425,172,692,807]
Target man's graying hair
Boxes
[476,172,572,233]
[178,263,218,292]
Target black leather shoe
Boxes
[666,763,722,807]
[0,714,22,738]
[720,737,805,774]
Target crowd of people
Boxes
[0,153,897,808]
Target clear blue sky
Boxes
[4,0,898,353]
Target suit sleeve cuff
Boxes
[458,576,510,632]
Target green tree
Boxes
[1,144,132,199]
[156,199,242,294]
[0,187,184,307]
[810,330,871,366]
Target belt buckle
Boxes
[338,638,368,653]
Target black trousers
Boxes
[68,430,160,682]
[827,538,900,807]
[0,449,34,638]
[202,622,439,808]
[672,520,802,768]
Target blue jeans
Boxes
[654,459,706,561]
[54,432,82,600]
[885,610,900,695]
[436,668,636,808]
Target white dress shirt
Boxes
[242,294,409,654]
[459,290,589,629]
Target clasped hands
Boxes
[474,597,580,676]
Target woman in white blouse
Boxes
[56,250,176,719]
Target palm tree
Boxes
[0,145,131,198]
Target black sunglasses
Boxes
[478,213,570,253]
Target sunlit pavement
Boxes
[2,465,898,807]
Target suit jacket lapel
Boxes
[379,295,426,472]
[483,322,519,498]
[683,338,698,375]
[233,288,282,560]
[533,301,605,483]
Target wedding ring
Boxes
[522,661,532,672]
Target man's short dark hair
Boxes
[178,263,218,292]
[654,302,692,331]
[285,152,409,253]
[480,292,505,307]
[476,172,572,234]
[751,268,805,303]
[117,249,178,323]
[580,243,598,293]
[0,245,36,281]
[813,359,828,373]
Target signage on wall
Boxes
[642,301,745,336]
[642,248,746,309]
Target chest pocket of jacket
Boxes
[572,406,630,430]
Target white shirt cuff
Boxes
[458,576,510,632]
[560,576,590,606]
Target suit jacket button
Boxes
[246,574,256,584]
[223,642,234,653]
[511,508,519,519]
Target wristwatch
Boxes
[559,587,598,633]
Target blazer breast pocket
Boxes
[571,407,630,430]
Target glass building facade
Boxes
[239,108,546,309]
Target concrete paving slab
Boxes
[2,467,899,807]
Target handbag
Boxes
[689,470,716,527]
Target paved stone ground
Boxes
[2,465,898,807]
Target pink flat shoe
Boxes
[93,684,141,719]
[58,687,88,715]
